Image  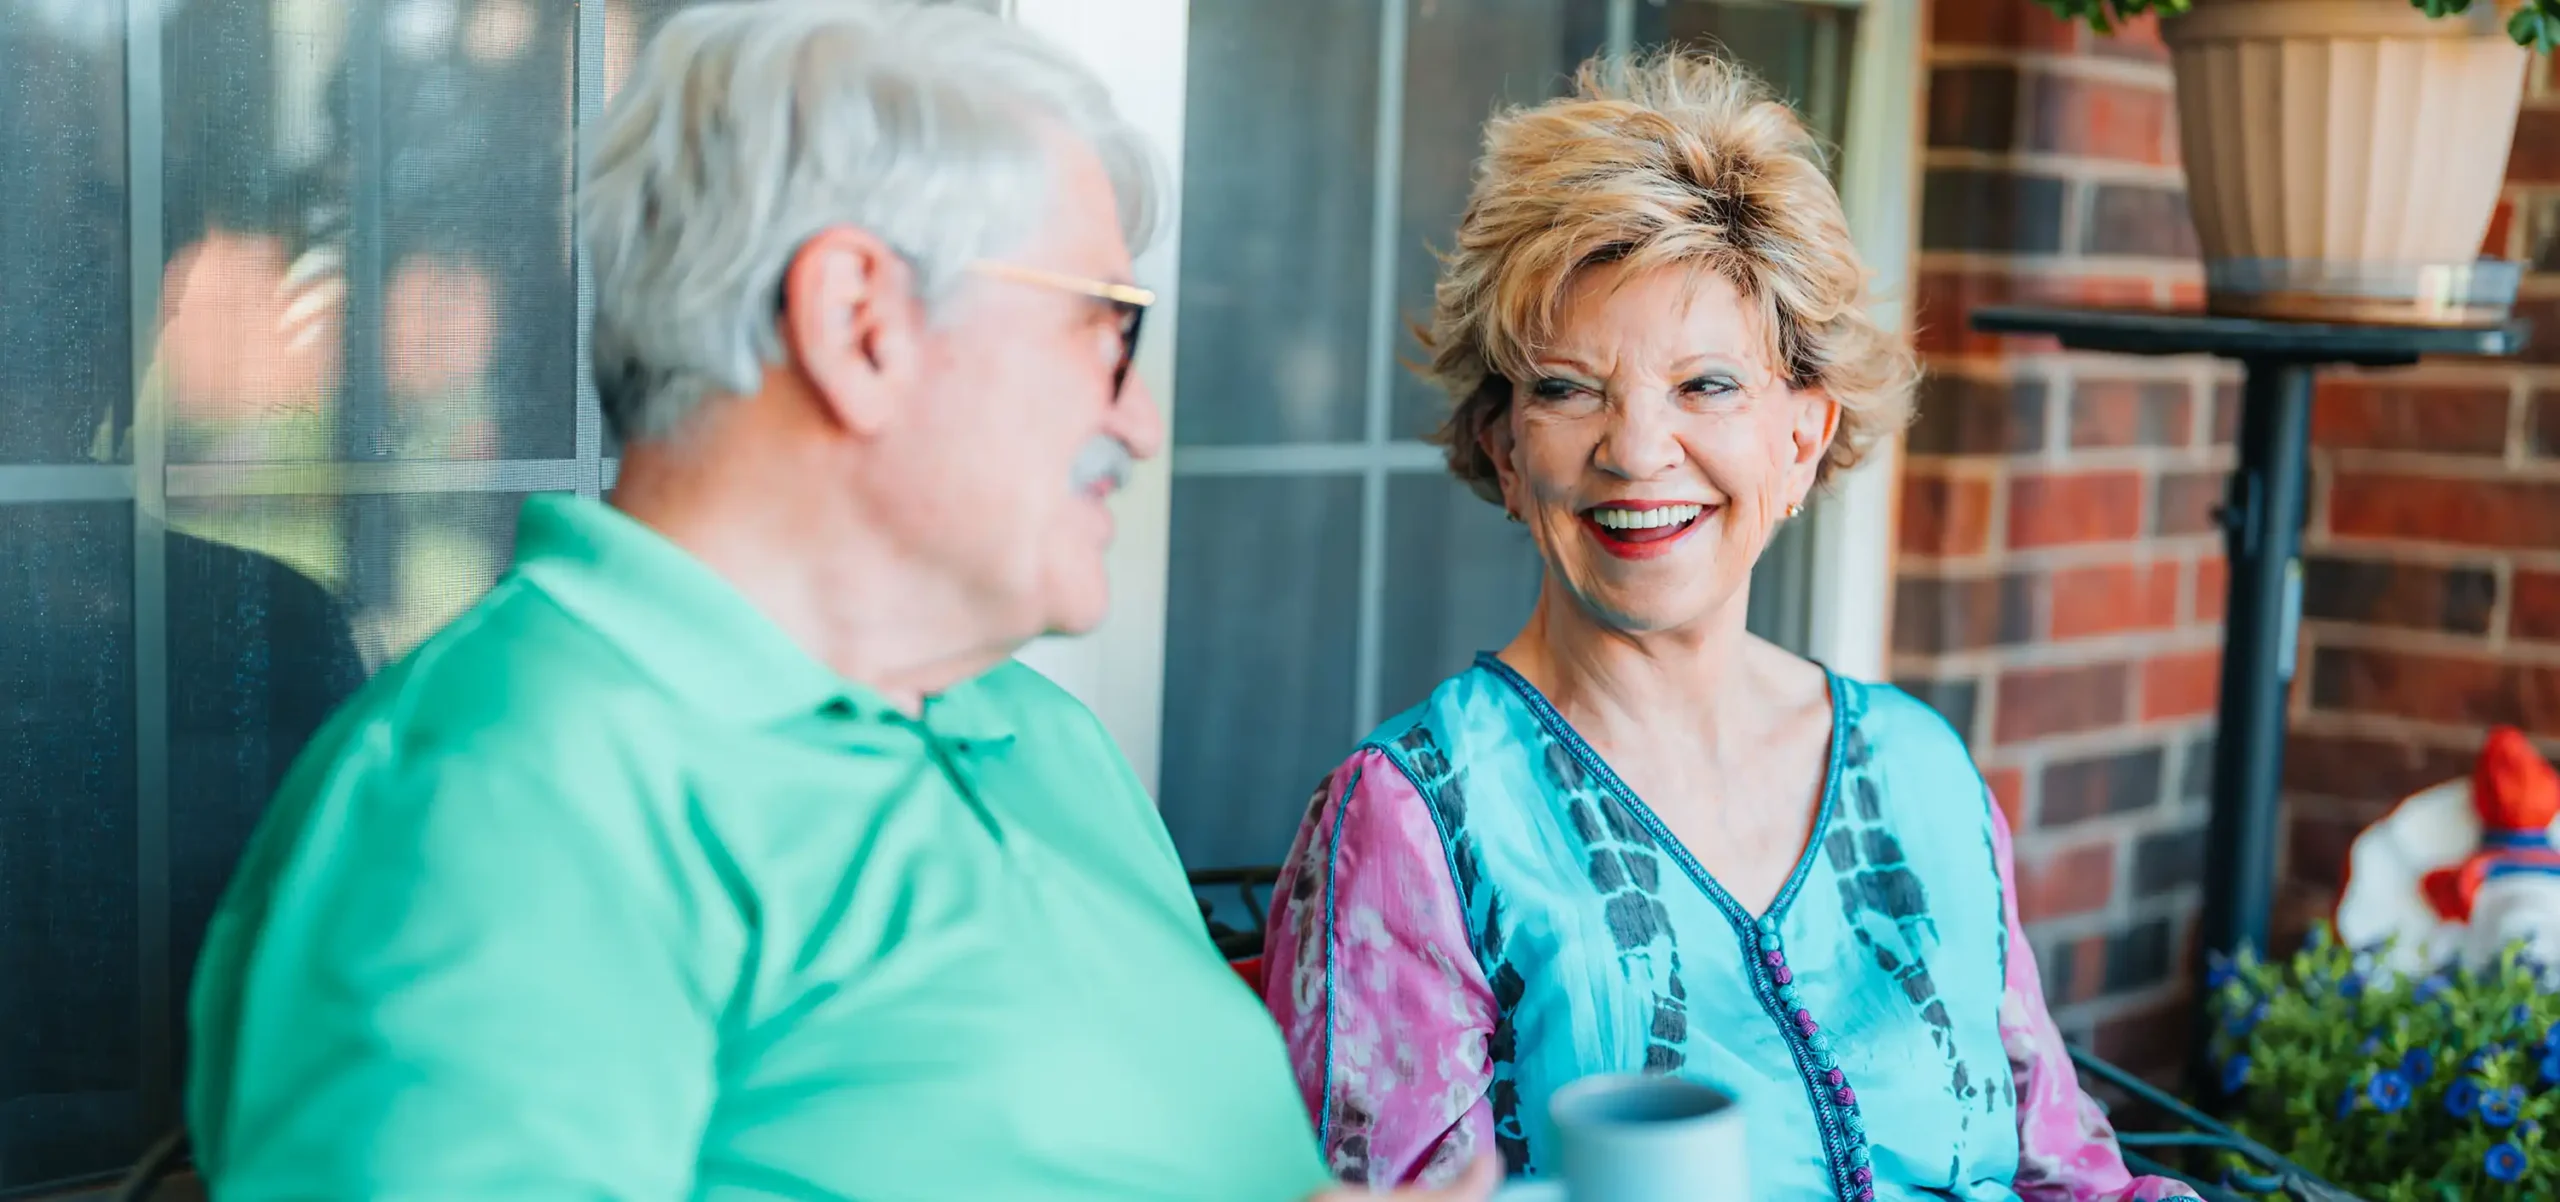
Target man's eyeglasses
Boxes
[967,260,1154,398]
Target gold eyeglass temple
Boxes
[968,260,1155,308]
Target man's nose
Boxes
[1112,370,1167,460]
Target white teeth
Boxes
[1589,504,1704,530]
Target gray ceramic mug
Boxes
[1547,1073,1748,1201]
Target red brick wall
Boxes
[1897,0,2212,1080]
[1896,0,2557,1081]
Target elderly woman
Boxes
[1258,52,2196,1202]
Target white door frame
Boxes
[1015,0,1921,794]
[1008,0,1189,794]
[1805,0,1922,684]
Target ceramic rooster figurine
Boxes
[2337,727,2560,978]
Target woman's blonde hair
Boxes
[1420,50,1915,503]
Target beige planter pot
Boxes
[2162,0,2530,323]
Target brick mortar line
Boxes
[2287,707,2555,751]
[2016,795,2213,852]
[2038,443,2238,469]
[1984,720,2222,769]
[1909,660,2224,713]
[2279,793,2406,824]
[2294,537,2540,569]
[1987,464,2014,576]
[1977,712,2216,764]
[2293,712,2555,755]
[1895,541,2226,578]
[2495,559,2518,654]
[1924,45,2178,91]
[2060,177,2092,267]
[1893,536,2229,574]
[1898,446,2240,472]
[2322,449,2560,479]
[1921,147,2189,190]
[2510,378,2536,473]
[2036,360,2069,457]
[1887,629,2234,667]
[2021,894,2203,954]
[2303,620,2560,664]
[2051,980,2197,1037]
[2314,534,2560,569]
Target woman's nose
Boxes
[1593,394,1684,480]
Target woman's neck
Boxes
[1496,581,1761,754]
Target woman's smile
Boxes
[1577,499,1715,560]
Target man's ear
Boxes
[781,225,925,435]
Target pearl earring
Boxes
[1785,502,1804,519]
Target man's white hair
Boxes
[578,0,1161,442]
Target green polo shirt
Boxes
[186,495,1330,1201]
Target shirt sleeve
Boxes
[188,733,723,1201]
[1259,746,1497,1188]
[1993,801,2201,1202]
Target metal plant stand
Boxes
[1969,307,2530,1079]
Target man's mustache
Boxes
[1071,436,1134,496]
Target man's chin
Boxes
[1035,585,1111,641]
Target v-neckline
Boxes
[1474,651,1848,927]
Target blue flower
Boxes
[2488,1141,2529,1183]
[2542,1049,2560,1088]
[2448,1078,2483,1118]
[2358,1033,2381,1056]
[2341,973,2367,999]
[2221,1055,2252,1095]
[2466,1043,2510,1073]
[2336,1082,2360,1120]
[2483,1085,2525,1128]
[2402,1047,2436,1082]
[2226,1000,2268,1037]
[2367,1071,2412,1113]
[2416,974,2452,1003]
[2206,957,2237,991]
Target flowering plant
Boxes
[2211,926,2560,1196]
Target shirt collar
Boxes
[506,495,1016,745]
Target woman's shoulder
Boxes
[1353,655,1532,773]
[1822,673,1991,820]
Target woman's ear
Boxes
[1791,387,1842,491]
[1478,413,1523,518]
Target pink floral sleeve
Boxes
[1258,748,2196,1199]
[1260,748,1496,1188]
[1993,802,2200,1201]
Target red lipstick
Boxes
[1578,500,1713,561]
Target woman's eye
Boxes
[1681,375,1742,400]
[1529,377,1581,400]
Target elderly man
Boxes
[184,3,1492,1200]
